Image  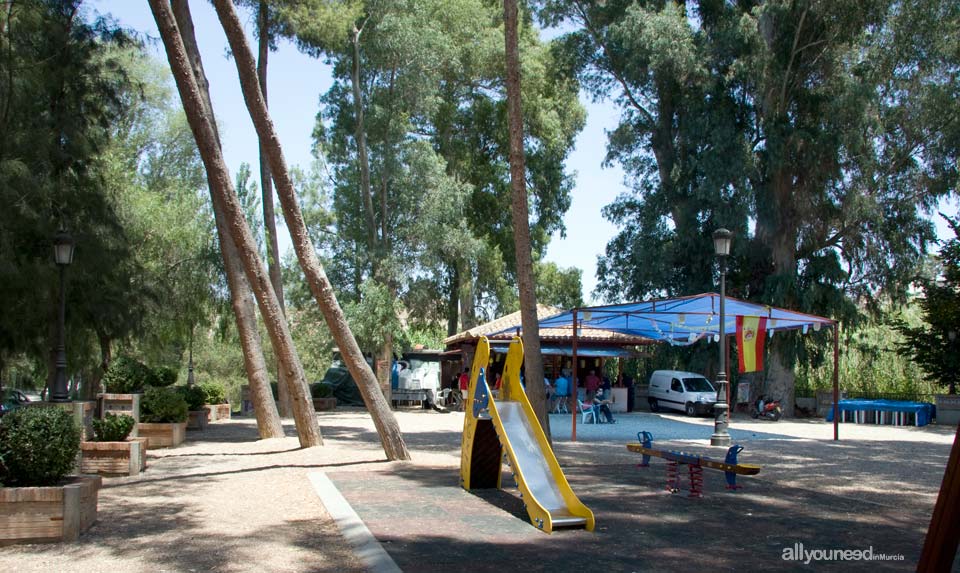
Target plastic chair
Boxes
[577,400,596,424]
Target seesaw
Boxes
[626,431,761,498]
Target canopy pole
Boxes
[833,322,840,441]
[571,308,579,442]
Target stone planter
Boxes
[312,397,337,411]
[0,475,101,546]
[80,440,144,477]
[935,394,960,425]
[187,410,209,431]
[97,393,141,437]
[137,422,187,448]
[202,403,231,423]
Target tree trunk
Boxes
[210,0,409,460]
[255,0,292,419]
[765,337,795,418]
[155,0,316,445]
[350,23,377,255]
[377,332,393,404]
[503,0,548,437]
[172,0,282,440]
[446,263,459,336]
[458,259,477,331]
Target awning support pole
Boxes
[572,308,579,442]
[833,322,840,441]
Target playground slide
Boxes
[460,336,594,533]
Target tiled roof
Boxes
[443,306,653,346]
[444,305,563,345]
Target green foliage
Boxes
[150,366,179,388]
[279,0,584,337]
[310,383,333,399]
[176,385,207,411]
[893,218,960,394]
[198,382,227,405]
[0,407,81,487]
[102,357,153,393]
[102,357,178,393]
[140,386,189,423]
[91,412,136,442]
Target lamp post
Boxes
[51,229,75,402]
[187,327,195,386]
[710,228,733,447]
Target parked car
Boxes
[0,388,32,417]
[648,370,717,416]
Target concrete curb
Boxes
[309,472,402,573]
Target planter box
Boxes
[80,440,143,476]
[312,397,337,411]
[935,394,960,425]
[97,393,141,437]
[203,403,231,423]
[137,422,187,448]
[0,475,101,546]
[187,410,209,431]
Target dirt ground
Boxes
[0,408,956,572]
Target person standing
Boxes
[585,370,602,395]
[554,369,570,413]
[458,368,470,400]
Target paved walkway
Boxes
[0,409,955,572]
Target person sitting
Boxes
[584,390,615,424]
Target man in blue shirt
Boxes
[553,369,571,413]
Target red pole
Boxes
[571,309,579,442]
[833,322,840,441]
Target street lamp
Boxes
[51,229,75,402]
[187,327,196,386]
[711,228,733,447]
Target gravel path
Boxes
[0,408,954,571]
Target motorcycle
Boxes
[751,396,783,421]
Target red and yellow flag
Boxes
[736,316,767,373]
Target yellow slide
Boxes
[460,336,595,533]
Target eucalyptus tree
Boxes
[544,0,958,413]
[152,0,311,444]
[211,0,409,459]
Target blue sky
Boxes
[92,1,955,305]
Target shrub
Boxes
[149,366,179,388]
[198,382,226,405]
[310,383,333,399]
[176,385,206,411]
[140,387,189,423]
[0,406,81,486]
[92,412,136,442]
[102,357,152,393]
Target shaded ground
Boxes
[0,408,955,572]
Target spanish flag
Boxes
[736,316,767,373]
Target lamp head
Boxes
[712,228,733,257]
[53,229,75,266]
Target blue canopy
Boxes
[507,293,835,346]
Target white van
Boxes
[648,370,717,416]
